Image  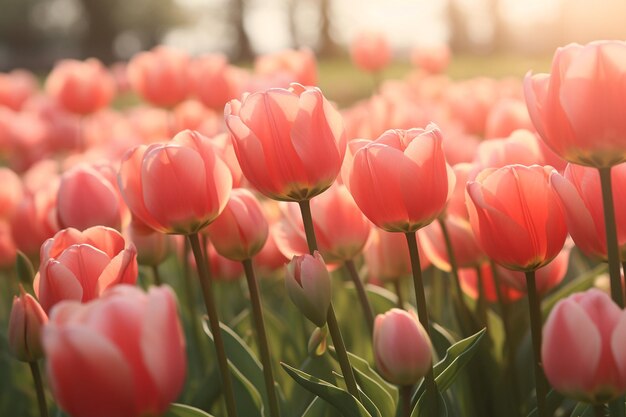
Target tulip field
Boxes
[2,36,626,417]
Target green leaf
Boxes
[566,402,607,417]
[364,284,398,315]
[302,397,329,417]
[333,371,383,417]
[164,403,215,417]
[281,362,372,417]
[525,389,565,417]
[542,263,606,317]
[230,365,264,417]
[411,391,448,417]
[15,250,35,284]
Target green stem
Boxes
[525,270,548,417]
[393,279,404,309]
[344,259,375,335]
[188,233,238,417]
[400,385,413,417]
[151,264,162,286]
[475,265,488,327]
[181,239,206,370]
[297,198,361,402]
[596,404,607,417]
[242,259,281,417]
[404,231,439,412]
[598,167,624,308]
[29,361,49,417]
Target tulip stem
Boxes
[393,279,404,308]
[525,270,548,417]
[404,231,439,411]
[598,167,624,308]
[297,198,361,402]
[438,218,474,325]
[475,266,488,327]
[242,258,282,417]
[188,233,238,417]
[400,385,412,417]
[151,265,162,286]
[344,259,375,335]
[181,239,206,370]
[29,361,48,417]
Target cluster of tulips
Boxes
[3,34,626,417]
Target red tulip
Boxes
[207,188,268,261]
[346,125,453,232]
[8,286,48,362]
[466,165,567,271]
[525,41,626,168]
[225,83,346,201]
[350,31,392,73]
[34,226,138,314]
[118,129,232,234]
[43,285,186,417]
[542,289,626,403]
[373,308,432,385]
[45,59,116,115]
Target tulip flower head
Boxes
[8,286,48,362]
[285,252,332,327]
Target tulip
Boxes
[255,223,289,274]
[365,229,430,282]
[42,285,186,417]
[207,188,268,262]
[0,221,17,270]
[8,286,48,363]
[346,125,454,233]
[0,69,37,111]
[125,219,170,267]
[45,58,116,115]
[118,129,232,234]
[466,165,567,271]
[484,99,533,139]
[285,252,332,327]
[525,41,626,168]
[11,186,59,259]
[551,163,626,261]
[473,130,545,173]
[350,31,392,73]
[254,48,318,86]
[127,46,190,108]
[190,53,246,111]
[225,83,346,202]
[274,184,371,263]
[458,263,524,304]
[410,45,451,74]
[57,162,125,231]
[0,167,23,219]
[34,226,138,314]
[542,289,626,403]
[373,308,432,386]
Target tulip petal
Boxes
[38,261,83,313]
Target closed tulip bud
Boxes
[542,289,626,403]
[42,285,186,417]
[225,83,346,202]
[285,252,331,327]
[350,31,392,73]
[207,188,268,261]
[125,219,170,267]
[34,226,138,314]
[466,165,567,271]
[8,286,48,362]
[365,229,430,282]
[373,308,432,386]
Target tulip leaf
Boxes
[281,362,373,417]
[302,397,329,417]
[541,263,606,317]
[332,371,383,417]
[15,251,35,284]
[364,284,398,315]
[411,391,448,417]
[164,403,215,417]
[568,403,608,417]
[524,389,565,417]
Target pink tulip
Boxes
[43,285,186,417]
[8,286,48,362]
[285,252,332,327]
[410,45,451,74]
[225,83,346,201]
[373,308,432,386]
[466,165,567,271]
[473,129,545,172]
[255,223,289,274]
[118,129,232,234]
[127,46,190,108]
[0,69,37,111]
[172,100,222,138]
[0,167,23,219]
[274,184,371,263]
[350,31,392,73]
[125,219,170,267]
[484,99,534,139]
[346,125,454,232]
[525,41,626,168]
[365,229,430,283]
[0,220,17,270]
[45,59,116,115]
[254,48,318,86]
[57,162,125,231]
[458,263,524,304]
[34,226,138,313]
[551,163,626,261]
[207,188,268,261]
[542,289,626,403]
[11,186,59,259]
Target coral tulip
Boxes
[525,41,626,168]
[466,165,567,271]
[254,48,318,86]
[190,53,247,111]
[34,226,138,314]
[346,125,453,232]
[42,285,186,417]
[225,83,346,201]
[0,69,37,111]
[0,167,23,219]
[458,263,524,304]
[8,286,48,362]
[373,308,433,386]
[410,45,451,74]
[350,31,392,73]
[542,289,626,403]
[125,219,170,267]
[365,229,430,282]
[118,129,232,234]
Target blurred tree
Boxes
[447,0,470,53]
[317,0,339,57]
[230,0,253,60]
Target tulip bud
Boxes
[373,308,432,386]
[8,285,48,362]
[285,252,331,327]
[307,326,328,357]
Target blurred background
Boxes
[3,0,626,71]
